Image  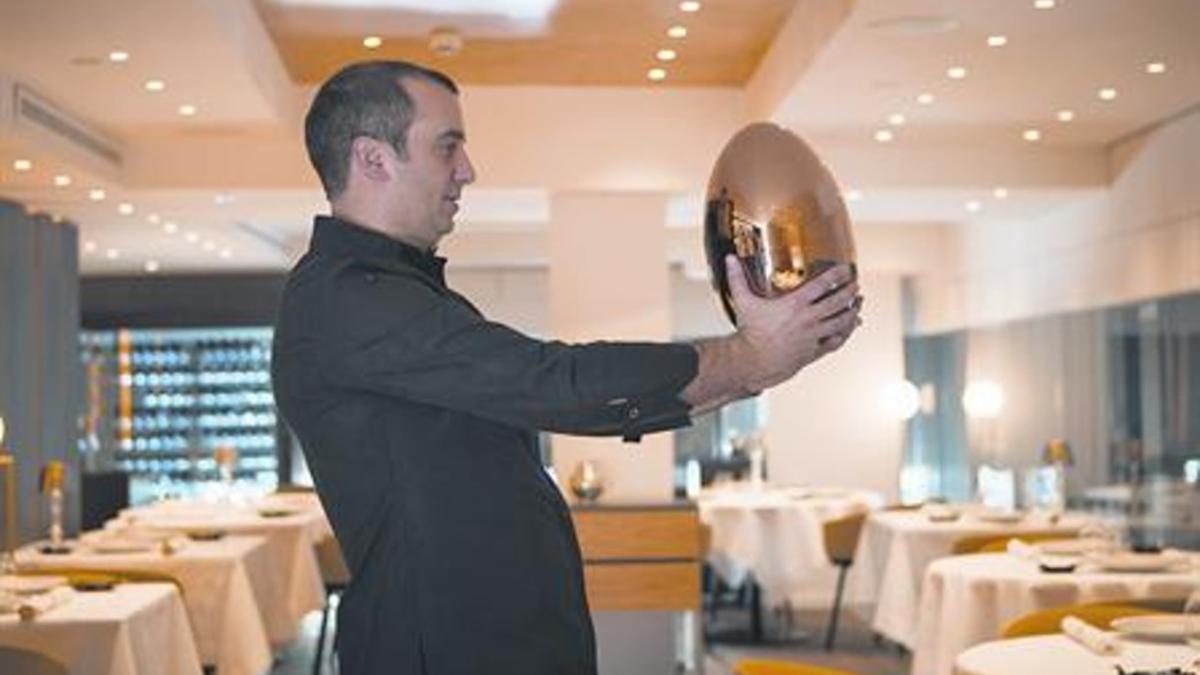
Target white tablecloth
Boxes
[0,583,201,675]
[17,535,273,675]
[955,633,1199,675]
[699,485,882,606]
[116,501,326,634]
[914,552,1199,675]
[852,509,1087,647]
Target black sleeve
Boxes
[318,266,698,441]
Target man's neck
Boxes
[330,202,435,252]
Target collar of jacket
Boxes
[311,215,448,285]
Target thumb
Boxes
[725,255,755,308]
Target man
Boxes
[272,60,861,675]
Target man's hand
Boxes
[682,256,862,414]
[726,255,861,392]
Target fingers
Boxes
[724,255,756,309]
[793,264,855,305]
[814,302,862,340]
[807,281,860,322]
[817,316,862,356]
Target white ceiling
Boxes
[0,0,1197,276]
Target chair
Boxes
[313,534,351,675]
[951,532,1075,555]
[734,659,857,675]
[0,646,68,675]
[1000,601,1166,638]
[821,511,867,650]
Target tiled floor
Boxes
[272,603,910,675]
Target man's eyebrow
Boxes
[438,129,466,142]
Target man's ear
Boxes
[349,137,392,184]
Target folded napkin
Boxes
[1007,539,1038,559]
[0,586,75,621]
[1061,615,1120,655]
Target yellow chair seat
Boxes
[734,660,858,675]
[952,532,1075,555]
[1001,602,1166,639]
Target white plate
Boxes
[88,539,156,554]
[1090,551,1188,573]
[974,511,1025,524]
[0,575,68,595]
[1037,538,1107,555]
[1111,614,1195,642]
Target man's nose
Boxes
[456,151,476,185]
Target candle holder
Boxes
[213,445,239,499]
[39,460,71,555]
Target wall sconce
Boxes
[881,380,921,420]
[962,379,1005,419]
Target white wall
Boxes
[914,107,1200,333]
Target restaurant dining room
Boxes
[1,0,1199,674]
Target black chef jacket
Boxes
[271,216,699,675]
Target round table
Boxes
[955,633,1199,675]
[851,509,1088,648]
[913,552,1199,675]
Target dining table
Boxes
[0,581,202,675]
[913,551,1199,675]
[851,507,1089,649]
[954,632,1200,675]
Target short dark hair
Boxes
[305,60,459,199]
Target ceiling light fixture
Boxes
[117,202,134,215]
[104,248,120,260]
[146,213,161,224]
[178,104,197,116]
[1034,0,1055,8]
[144,260,160,273]
[986,35,1008,47]
[219,248,233,259]
[144,79,165,92]
[993,187,1009,199]
[1023,128,1042,142]
[89,188,107,201]
[53,174,72,187]
[163,222,179,234]
[647,68,667,82]
[667,25,687,39]
[214,193,235,205]
[845,189,864,202]
[946,66,967,80]
[888,113,906,126]
[13,159,32,171]
[108,50,129,63]
[363,35,383,49]
[679,1,701,12]
[1098,87,1117,101]
[966,200,982,213]
[1056,109,1075,122]
[1145,61,1166,75]
[429,27,463,56]
[917,92,935,105]
[656,49,677,62]
[874,129,894,143]
[83,241,97,254]
[184,231,200,244]
[202,240,216,251]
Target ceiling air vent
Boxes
[9,82,123,169]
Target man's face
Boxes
[388,77,476,247]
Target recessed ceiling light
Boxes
[946,66,967,80]
[363,35,383,49]
[845,189,864,202]
[104,248,120,260]
[917,92,935,105]
[146,213,161,224]
[1098,87,1117,101]
[144,79,165,92]
[219,248,233,259]
[647,68,667,82]
[108,51,129,63]
[13,159,32,171]
[679,1,701,12]
[888,113,906,126]
[1145,61,1166,75]
[163,221,179,234]
[993,187,1009,199]
[1034,0,1055,8]
[144,260,160,273]
[184,231,200,244]
[214,193,235,205]
[53,174,71,187]
[667,25,687,39]
[874,129,894,143]
[202,240,216,251]
[1056,109,1075,122]
[986,35,1008,47]
[966,200,982,213]
[89,188,107,201]
[83,241,97,254]
[656,49,677,62]
[117,202,134,215]
[178,104,197,117]
[1023,128,1042,142]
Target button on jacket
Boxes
[272,216,699,675]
